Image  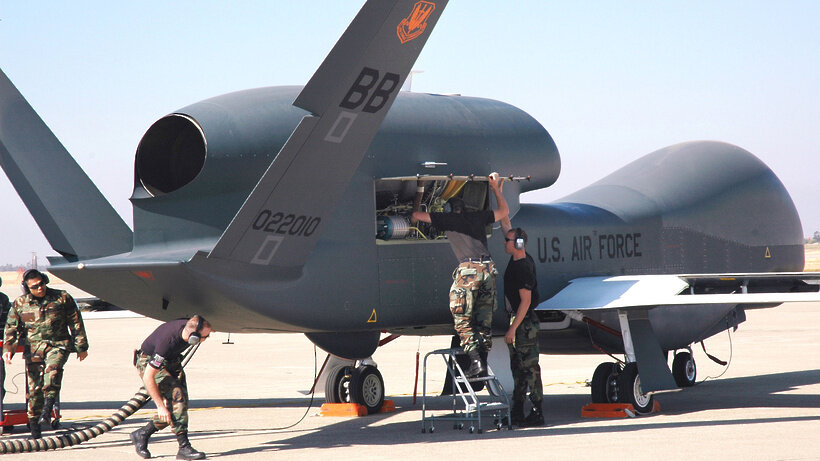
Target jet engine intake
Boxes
[135,114,206,197]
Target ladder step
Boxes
[454,375,495,383]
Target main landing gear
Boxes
[324,361,385,414]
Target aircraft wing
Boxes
[537,273,820,311]
[208,0,447,267]
[536,273,820,393]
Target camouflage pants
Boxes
[135,354,189,434]
[507,313,543,408]
[24,343,69,419]
[449,261,497,353]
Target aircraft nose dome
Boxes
[135,114,206,196]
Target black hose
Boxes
[0,387,150,454]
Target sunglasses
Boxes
[28,282,45,290]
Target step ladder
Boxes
[421,348,512,434]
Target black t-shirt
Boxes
[140,318,189,369]
[429,210,494,260]
[504,253,539,314]
[0,292,9,329]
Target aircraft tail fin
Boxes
[208,0,447,267]
[0,68,133,260]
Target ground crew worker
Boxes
[2,269,89,439]
[130,315,213,460]
[0,278,10,417]
[413,173,508,377]
[500,222,544,426]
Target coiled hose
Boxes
[0,387,150,454]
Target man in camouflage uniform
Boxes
[413,173,508,377]
[2,269,89,439]
[501,224,544,426]
[130,315,213,460]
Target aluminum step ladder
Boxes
[421,348,512,434]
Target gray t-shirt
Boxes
[430,210,494,261]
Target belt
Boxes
[459,256,493,264]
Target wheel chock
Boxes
[320,400,396,417]
[581,401,661,418]
[320,403,367,417]
[380,399,396,413]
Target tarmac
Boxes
[0,302,819,460]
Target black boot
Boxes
[130,422,158,459]
[510,403,526,426]
[464,349,484,378]
[176,432,206,460]
[28,418,41,440]
[39,397,55,427]
[522,404,544,427]
[478,349,489,377]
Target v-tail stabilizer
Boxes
[208,0,447,268]
[0,69,132,260]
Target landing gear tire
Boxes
[352,365,385,414]
[672,351,697,388]
[591,362,622,403]
[325,365,355,404]
[617,362,654,414]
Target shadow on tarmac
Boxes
[191,368,820,457]
[7,368,818,457]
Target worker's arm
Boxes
[142,365,172,423]
[489,175,508,223]
[504,288,531,345]
[2,303,20,364]
[64,293,89,361]
[412,211,431,223]
[500,215,512,235]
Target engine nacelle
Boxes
[131,86,560,248]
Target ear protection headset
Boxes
[513,228,526,250]
[187,315,205,345]
[21,269,49,294]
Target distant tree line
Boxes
[0,264,37,272]
[806,231,820,244]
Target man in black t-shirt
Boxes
[0,280,8,419]
[501,224,544,427]
[413,174,508,378]
[130,316,213,460]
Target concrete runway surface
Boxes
[0,302,819,460]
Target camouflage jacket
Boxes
[2,288,89,355]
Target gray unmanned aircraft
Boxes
[1,0,820,415]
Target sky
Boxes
[0,1,818,265]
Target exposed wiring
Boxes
[408,227,428,240]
